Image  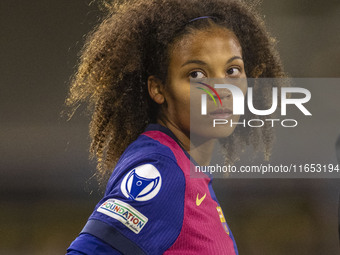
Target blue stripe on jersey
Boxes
[81,220,146,254]
[67,233,122,254]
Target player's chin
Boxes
[210,126,236,139]
[190,125,235,140]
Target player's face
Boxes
[163,26,247,141]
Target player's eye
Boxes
[226,67,242,77]
[189,71,206,79]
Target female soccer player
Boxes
[66,0,284,254]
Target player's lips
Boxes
[208,108,233,118]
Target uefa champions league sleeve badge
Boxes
[120,164,162,202]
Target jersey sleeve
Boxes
[68,153,186,255]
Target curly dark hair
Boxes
[66,0,285,185]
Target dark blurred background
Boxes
[1,0,340,254]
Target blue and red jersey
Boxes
[67,123,238,254]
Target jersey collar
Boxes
[144,123,211,178]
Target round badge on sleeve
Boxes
[120,164,162,201]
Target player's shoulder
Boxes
[105,126,186,198]
[120,129,178,164]
[109,128,180,180]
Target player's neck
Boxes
[189,134,217,166]
[157,119,216,166]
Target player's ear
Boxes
[148,75,165,104]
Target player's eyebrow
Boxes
[181,56,243,67]
[181,60,207,67]
[226,56,243,64]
